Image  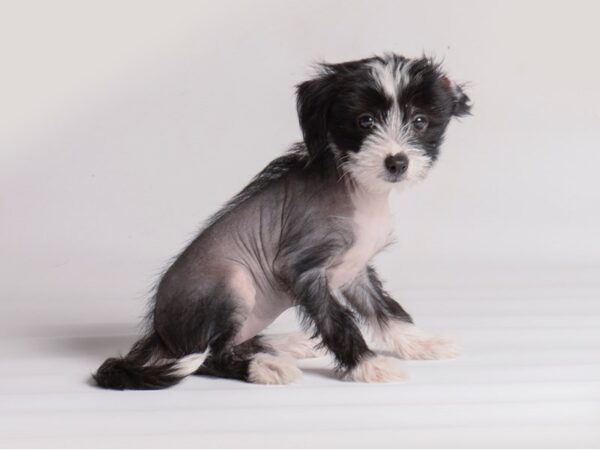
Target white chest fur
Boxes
[328,190,394,289]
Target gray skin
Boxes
[153,147,372,362]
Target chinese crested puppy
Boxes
[95,53,470,389]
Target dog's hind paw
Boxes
[248,353,303,385]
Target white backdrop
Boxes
[2,2,600,447]
[2,0,600,330]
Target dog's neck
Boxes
[345,177,393,209]
[350,184,390,209]
[327,179,394,289]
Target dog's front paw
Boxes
[263,332,325,359]
[395,331,461,360]
[248,353,303,385]
[345,355,408,383]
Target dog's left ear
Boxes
[441,75,471,117]
[296,69,338,158]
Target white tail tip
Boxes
[171,348,210,377]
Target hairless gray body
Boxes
[155,146,391,346]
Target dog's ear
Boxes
[441,75,471,117]
[296,69,338,157]
[451,83,471,117]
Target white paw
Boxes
[346,355,408,383]
[399,333,461,360]
[379,323,461,360]
[248,353,303,385]
[263,332,325,359]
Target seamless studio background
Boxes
[1,0,599,448]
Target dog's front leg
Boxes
[344,266,460,360]
[293,268,406,382]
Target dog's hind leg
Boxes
[196,335,302,384]
[95,266,250,390]
[94,290,224,391]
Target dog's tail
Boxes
[93,333,209,390]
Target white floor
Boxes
[2,283,600,448]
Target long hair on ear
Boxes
[440,74,471,117]
[451,83,471,117]
[296,66,338,158]
[410,56,472,118]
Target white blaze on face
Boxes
[369,57,411,98]
[343,58,433,193]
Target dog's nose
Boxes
[384,153,409,175]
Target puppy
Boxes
[94,53,470,389]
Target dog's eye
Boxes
[357,114,376,130]
[412,115,429,131]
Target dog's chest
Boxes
[328,196,394,289]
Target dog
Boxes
[94,53,470,389]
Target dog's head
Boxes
[297,53,470,192]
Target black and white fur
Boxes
[94,53,471,389]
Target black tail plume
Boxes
[93,333,208,390]
[93,357,183,390]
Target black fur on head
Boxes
[296,54,470,174]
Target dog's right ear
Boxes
[296,69,338,158]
